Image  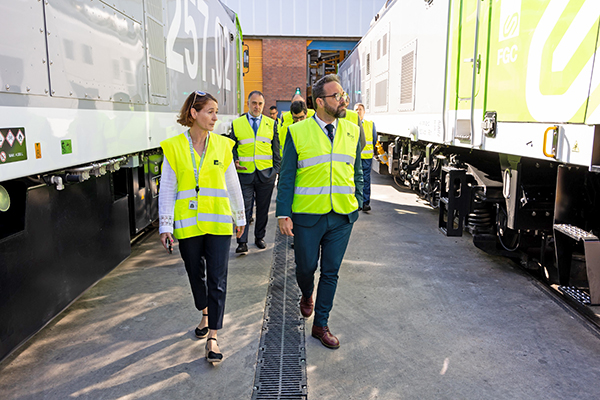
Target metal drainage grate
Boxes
[252,229,307,400]
[559,286,591,305]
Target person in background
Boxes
[159,91,246,364]
[354,102,376,212]
[276,74,363,350]
[269,105,281,128]
[290,100,308,124]
[278,93,315,157]
[230,91,280,254]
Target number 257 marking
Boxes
[166,0,209,81]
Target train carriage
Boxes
[339,0,600,309]
[0,0,244,361]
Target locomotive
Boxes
[339,0,600,310]
[0,0,244,361]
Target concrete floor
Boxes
[2,173,600,399]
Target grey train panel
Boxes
[46,0,148,103]
[0,1,49,96]
[99,0,145,23]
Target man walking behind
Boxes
[231,91,280,253]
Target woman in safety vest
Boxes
[158,91,246,364]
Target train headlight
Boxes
[0,184,10,212]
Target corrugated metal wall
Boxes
[220,0,382,37]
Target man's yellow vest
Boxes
[361,119,374,159]
[278,109,315,157]
[233,115,275,173]
[161,132,234,239]
[288,118,359,215]
[344,109,359,126]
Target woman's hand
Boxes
[235,225,245,239]
[278,217,294,236]
[160,232,174,253]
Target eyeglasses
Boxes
[320,92,349,103]
[189,90,207,113]
[292,114,307,122]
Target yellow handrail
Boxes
[543,126,558,158]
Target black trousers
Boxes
[178,234,231,330]
[238,178,275,243]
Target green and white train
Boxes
[339,0,600,307]
[0,0,244,361]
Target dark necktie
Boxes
[325,124,334,143]
[251,117,258,135]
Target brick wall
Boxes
[261,38,307,112]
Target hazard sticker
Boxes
[0,127,27,164]
[6,130,15,147]
[16,129,24,145]
[35,143,42,159]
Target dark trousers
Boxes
[294,212,354,327]
[238,178,275,243]
[178,234,231,330]
[362,158,373,205]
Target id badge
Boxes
[189,200,198,210]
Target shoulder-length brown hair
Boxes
[177,91,218,127]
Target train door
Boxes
[449,0,490,147]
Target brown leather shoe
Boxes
[299,295,314,318]
[311,325,340,349]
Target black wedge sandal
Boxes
[205,338,223,363]
[195,313,209,338]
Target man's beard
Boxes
[324,101,346,119]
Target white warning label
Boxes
[6,130,15,147]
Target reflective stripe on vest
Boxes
[289,118,359,215]
[361,119,374,159]
[160,132,234,239]
[233,115,275,173]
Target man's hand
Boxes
[278,217,294,236]
[235,160,248,171]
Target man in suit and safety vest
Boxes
[354,102,376,212]
[276,74,363,349]
[231,91,281,253]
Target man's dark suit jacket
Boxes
[276,117,364,228]
[230,113,281,185]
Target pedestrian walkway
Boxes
[2,174,600,399]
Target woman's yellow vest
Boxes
[361,119,374,159]
[289,118,359,215]
[161,132,235,239]
[232,115,275,173]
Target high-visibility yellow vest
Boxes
[361,119,374,159]
[278,109,315,157]
[344,109,359,126]
[289,118,359,215]
[233,115,275,174]
[161,132,235,239]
